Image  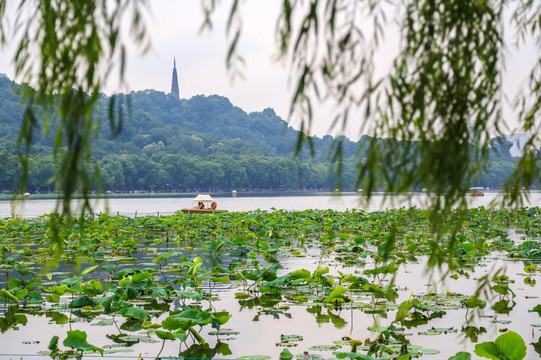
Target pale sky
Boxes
[0,1,537,140]
[125,2,290,120]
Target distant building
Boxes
[170,58,180,100]
[506,134,527,157]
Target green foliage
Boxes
[448,352,471,360]
[326,285,348,303]
[474,331,526,360]
[63,329,104,355]
[0,0,540,263]
[0,0,150,220]
[335,352,377,360]
[464,295,486,309]
[1,205,541,357]
[48,335,59,355]
[279,348,294,360]
[206,0,541,220]
[0,77,525,194]
[120,307,150,321]
[532,304,541,316]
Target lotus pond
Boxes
[0,208,540,360]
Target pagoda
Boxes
[170,58,180,99]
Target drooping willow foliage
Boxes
[0,0,150,218]
[1,0,541,224]
[204,0,541,220]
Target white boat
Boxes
[470,187,485,197]
[181,194,227,213]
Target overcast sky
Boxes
[0,1,537,140]
[125,1,292,123]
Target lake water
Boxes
[2,191,541,218]
[1,194,541,359]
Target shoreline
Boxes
[0,189,355,201]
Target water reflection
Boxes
[1,207,541,359]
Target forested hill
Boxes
[0,74,359,161]
[0,74,519,192]
[0,74,363,192]
[113,90,360,160]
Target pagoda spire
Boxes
[170,58,180,99]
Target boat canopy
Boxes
[192,194,215,203]
[470,187,485,190]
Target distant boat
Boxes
[181,194,228,214]
[470,187,485,197]
[23,192,31,199]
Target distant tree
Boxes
[28,156,54,193]
[489,136,514,161]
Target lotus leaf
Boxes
[0,288,19,302]
[81,264,99,276]
[290,268,311,280]
[309,344,340,351]
[237,356,271,360]
[462,326,487,343]
[531,337,541,355]
[448,352,471,360]
[162,316,181,330]
[91,319,114,326]
[208,329,240,335]
[178,290,205,301]
[120,306,150,321]
[492,299,515,315]
[492,284,515,298]
[235,292,251,299]
[418,327,457,335]
[464,295,486,309]
[420,348,440,355]
[363,262,399,276]
[187,257,203,277]
[48,335,59,353]
[531,304,541,316]
[14,288,28,300]
[70,295,98,308]
[132,271,153,283]
[188,326,206,344]
[280,334,304,342]
[210,276,229,283]
[474,331,526,360]
[46,311,69,325]
[63,329,104,355]
[280,348,294,360]
[211,311,232,327]
[334,351,377,359]
[153,329,176,340]
[327,285,348,303]
[395,300,413,323]
[172,308,211,329]
[27,290,44,303]
[58,275,83,288]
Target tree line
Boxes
[0,144,523,194]
[0,74,530,194]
